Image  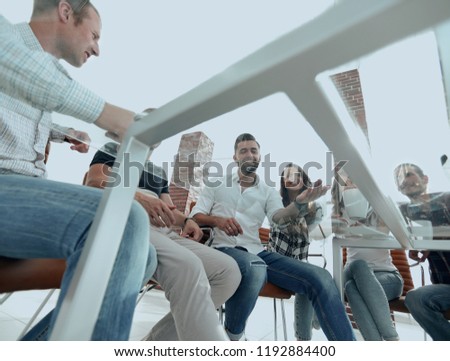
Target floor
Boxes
[0,287,429,341]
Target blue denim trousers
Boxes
[294,293,314,340]
[405,284,450,341]
[343,259,403,341]
[216,247,267,340]
[217,247,355,341]
[0,175,156,340]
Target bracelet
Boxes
[183,217,196,229]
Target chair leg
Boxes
[17,289,56,340]
[219,305,224,324]
[273,298,278,341]
[136,282,158,305]
[280,299,288,341]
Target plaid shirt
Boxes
[269,215,310,260]
[268,202,322,261]
[0,16,104,177]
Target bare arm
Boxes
[272,179,329,225]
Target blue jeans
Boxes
[0,175,156,340]
[343,259,403,341]
[217,247,355,341]
[294,293,314,340]
[216,247,267,340]
[405,284,450,341]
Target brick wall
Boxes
[330,69,368,142]
[169,131,214,215]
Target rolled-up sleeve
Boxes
[265,187,284,224]
[0,15,105,123]
[190,185,216,217]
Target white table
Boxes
[50,0,450,339]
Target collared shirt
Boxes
[190,172,283,254]
[0,16,105,177]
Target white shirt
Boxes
[346,247,397,272]
[0,16,105,177]
[190,172,283,254]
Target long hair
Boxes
[280,163,312,207]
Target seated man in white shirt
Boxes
[191,133,355,341]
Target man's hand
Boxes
[65,129,91,153]
[408,250,429,263]
[295,179,330,204]
[216,217,243,237]
[136,192,177,227]
[181,219,203,241]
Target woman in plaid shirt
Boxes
[269,163,324,341]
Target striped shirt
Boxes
[0,15,105,177]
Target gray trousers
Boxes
[143,227,241,340]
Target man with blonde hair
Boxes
[0,0,156,340]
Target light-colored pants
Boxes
[144,228,241,341]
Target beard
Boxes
[239,160,259,176]
[402,184,425,199]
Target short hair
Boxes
[32,0,98,25]
[234,133,260,152]
[393,163,425,185]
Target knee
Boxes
[348,259,369,273]
[245,258,267,280]
[143,242,157,283]
[310,268,339,296]
[405,289,421,311]
[221,257,242,291]
[118,203,152,279]
[344,279,355,294]
[239,256,267,286]
[127,202,151,251]
[183,251,206,277]
[313,266,335,285]
[345,259,371,282]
